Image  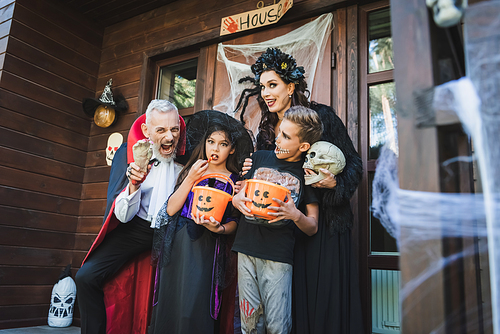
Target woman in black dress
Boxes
[236,48,364,334]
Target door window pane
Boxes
[158,59,197,109]
[369,172,398,254]
[369,82,397,160]
[369,8,394,73]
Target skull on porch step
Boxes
[48,276,76,327]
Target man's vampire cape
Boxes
[81,114,186,334]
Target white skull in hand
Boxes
[303,141,346,185]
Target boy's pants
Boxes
[237,253,293,334]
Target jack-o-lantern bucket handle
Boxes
[192,173,235,197]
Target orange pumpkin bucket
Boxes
[191,173,235,222]
[245,179,291,220]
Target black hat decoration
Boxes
[82,79,128,128]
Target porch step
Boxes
[0,326,80,333]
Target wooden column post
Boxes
[391,0,445,332]
[391,0,489,332]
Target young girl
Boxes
[149,121,247,334]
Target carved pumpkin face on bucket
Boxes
[196,194,214,213]
[245,179,290,220]
[191,173,234,222]
[251,189,271,209]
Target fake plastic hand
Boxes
[127,162,151,192]
[232,182,254,217]
[191,212,224,234]
[132,139,152,173]
[267,198,301,223]
[305,168,337,189]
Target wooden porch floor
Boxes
[0,326,80,333]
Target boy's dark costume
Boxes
[232,150,318,264]
[232,149,318,333]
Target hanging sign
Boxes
[220,0,293,36]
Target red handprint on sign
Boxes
[283,0,289,11]
[223,17,239,34]
[240,299,255,319]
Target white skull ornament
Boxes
[303,141,346,185]
[48,276,76,327]
[106,132,123,166]
[426,0,467,28]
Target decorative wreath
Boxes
[251,48,305,84]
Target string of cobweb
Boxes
[215,13,333,135]
[371,78,500,333]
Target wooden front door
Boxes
[151,8,376,332]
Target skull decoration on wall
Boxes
[426,0,467,28]
[303,141,346,185]
[48,274,76,327]
[106,132,123,166]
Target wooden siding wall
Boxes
[0,0,102,328]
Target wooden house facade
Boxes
[0,0,492,332]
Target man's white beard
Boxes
[153,142,176,163]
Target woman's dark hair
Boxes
[176,124,239,187]
[234,48,310,150]
[255,71,310,150]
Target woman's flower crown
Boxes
[251,48,305,84]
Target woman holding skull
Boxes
[236,48,364,334]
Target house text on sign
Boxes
[220,0,293,36]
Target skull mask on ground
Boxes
[303,141,346,185]
[48,276,76,327]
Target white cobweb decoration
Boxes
[215,13,333,135]
[372,8,500,329]
[372,101,498,333]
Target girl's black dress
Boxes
[149,175,238,334]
